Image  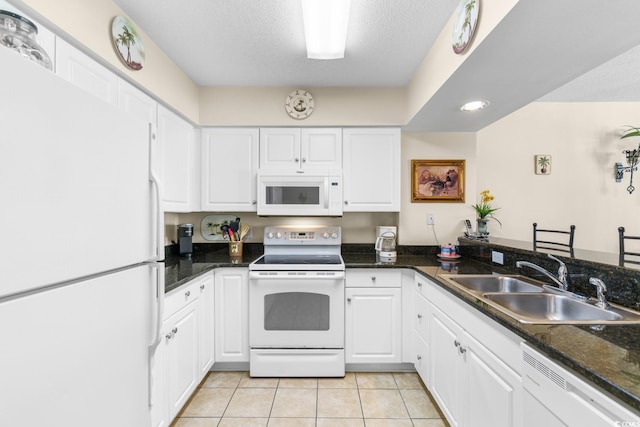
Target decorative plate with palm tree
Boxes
[111,16,145,70]
[452,0,479,54]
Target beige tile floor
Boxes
[171,371,450,427]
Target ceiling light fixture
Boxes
[301,0,351,60]
[460,100,490,112]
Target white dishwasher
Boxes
[521,343,640,426]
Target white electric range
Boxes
[248,225,345,377]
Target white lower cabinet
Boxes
[345,269,402,364]
[214,268,250,362]
[430,304,522,427]
[165,298,199,420]
[154,272,215,426]
[198,273,215,377]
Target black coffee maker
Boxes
[177,224,194,257]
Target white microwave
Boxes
[257,170,343,216]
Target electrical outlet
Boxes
[491,250,504,265]
[427,212,435,225]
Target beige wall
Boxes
[477,102,640,254]
[399,132,477,246]
[199,87,406,126]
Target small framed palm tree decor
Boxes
[535,155,551,175]
[111,16,145,71]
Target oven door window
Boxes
[265,186,320,206]
[264,292,329,331]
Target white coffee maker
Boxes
[375,226,397,262]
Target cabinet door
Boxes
[259,128,301,170]
[198,273,215,378]
[158,105,197,212]
[301,128,342,170]
[118,79,157,126]
[55,38,118,106]
[345,287,402,363]
[464,332,522,427]
[343,128,400,211]
[413,330,429,386]
[165,301,199,421]
[430,306,463,427]
[201,128,259,211]
[214,268,249,362]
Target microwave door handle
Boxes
[324,178,329,209]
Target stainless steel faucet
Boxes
[589,278,610,309]
[516,253,569,290]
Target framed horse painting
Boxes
[411,159,465,202]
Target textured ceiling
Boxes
[112,0,640,131]
[112,0,459,87]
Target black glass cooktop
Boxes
[253,255,343,265]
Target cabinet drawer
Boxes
[346,269,401,288]
[414,291,430,343]
[164,280,200,320]
[415,274,429,297]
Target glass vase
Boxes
[477,219,488,235]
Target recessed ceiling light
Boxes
[460,100,490,112]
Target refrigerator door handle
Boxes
[148,262,164,408]
[149,124,164,261]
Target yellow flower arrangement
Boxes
[472,190,502,225]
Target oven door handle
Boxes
[249,271,345,280]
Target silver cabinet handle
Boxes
[417,314,423,319]
[459,346,467,354]
[347,298,352,303]
[172,327,178,334]
[295,158,300,162]
[185,290,191,297]
[200,284,205,290]
[454,340,461,347]
[165,333,173,340]
[302,158,307,163]
[344,200,348,205]
[417,355,422,361]
[252,200,257,204]
[371,276,376,282]
[417,282,423,288]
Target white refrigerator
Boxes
[0,47,164,427]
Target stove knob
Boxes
[275,232,283,239]
[322,232,330,239]
[331,232,339,239]
[266,232,274,239]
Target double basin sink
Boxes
[439,274,640,325]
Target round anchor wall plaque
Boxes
[285,89,314,120]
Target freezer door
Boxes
[0,48,162,298]
[0,264,159,427]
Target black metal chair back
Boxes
[533,223,576,257]
[618,227,640,266]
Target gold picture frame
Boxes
[411,159,465,202]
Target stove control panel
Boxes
[264,226,341,245]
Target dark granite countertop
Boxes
[164,244,640,413]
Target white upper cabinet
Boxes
[201,128,259,211]
[117,79,158,128]
[343,128,400,211]
[260,128,342,171]
[157,105,198,212]
[55,37,118,106]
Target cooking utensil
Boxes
[230,218,240,235]
[239,223,250,241]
